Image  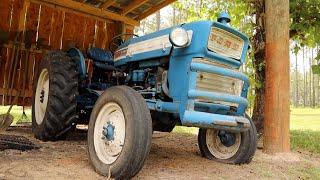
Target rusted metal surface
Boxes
[264,0,290,153]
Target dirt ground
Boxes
[0,127,319,180]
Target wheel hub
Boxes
[35,69,49,125]
[102,123,115,141]
[94,103,126,164]
[40,90,45,103]
[218,131,236,147]
[205,129,241,160]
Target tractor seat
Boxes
[87,47,113,63]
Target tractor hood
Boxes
[114,20,249,68]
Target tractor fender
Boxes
[67,48,86,79]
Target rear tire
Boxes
[87,86,152,179]
[198,115,257,164]
[32,51,78,141]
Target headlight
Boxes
[169,27,190,47]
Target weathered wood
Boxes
[264,0,290,153]
[121,0,149,15]
[62,12,86,49]
[30,0,139,26]
[38,5,54,46]
[100,0,116,9]
[0,0,179,106]
[0,1,12,93]
[10,0,24,39]
[49,9,64,49]
[25,3,40,43]
[0,0,13,31]
[83,18,96,50]
[95,21,107,49]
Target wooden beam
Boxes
[31,0,139,26]
[264,0,290,153]
[136,0,176,20]
[100,0,116,9]
[31,0,111,23]
[121,0,149,15]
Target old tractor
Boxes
[32,12,257,179]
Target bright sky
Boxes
[290,44,317,73]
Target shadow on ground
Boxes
[0,126,319,179]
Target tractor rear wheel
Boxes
[198,115,257,164]
[87,86,152,179]
[32,51,78,141]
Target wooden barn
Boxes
[0,0,175,106]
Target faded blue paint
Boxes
[67,48,87,79]
[115,13,251,131]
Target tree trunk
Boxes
[156,11,161,31]
[303,47,306,107]
[311,48,315,107]
[295,52,299,106]
[264,0,290,153]
[251,0,265,134]
[172,7,176,26]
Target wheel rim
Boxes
[206,129,241,160]
[35,69,49,125]
[94,102,126,165]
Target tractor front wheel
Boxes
[87,86,152,179]
[198,115,257,164]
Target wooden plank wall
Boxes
[0,0,122,106]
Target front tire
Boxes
[198,115,257,164]
[32,51,78,141]
[87,86,152,179]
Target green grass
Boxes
[174,107,320,154]
[289,108,320,153]
[290,108,320,131]
[291,130,320,153]
[0,106,32,125]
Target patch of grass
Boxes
[290,108,320,131]
[307,167,320,179]
[0,106,32,125]
[296,166,320,179]
[291,130,320,153]
[173,126,198,135]
[173,108,320,154]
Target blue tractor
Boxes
[32,12,257,179]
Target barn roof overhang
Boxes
[30,0,177,26]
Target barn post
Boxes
[264,0,290,153]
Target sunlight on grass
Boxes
[173,126,198,135]
[291,130,320,153]
[173,108,320,154]
[290,108,320,131]
[0,106,32,125]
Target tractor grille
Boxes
[193,58,243,106]
[196,72,242,95]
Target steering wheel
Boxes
[109,33,139,54]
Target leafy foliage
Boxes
[290,0,320,47]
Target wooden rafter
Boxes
[31,0,139,26]
[136,0,177,20]
[100,0,116,9]
[121,0,149,15]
